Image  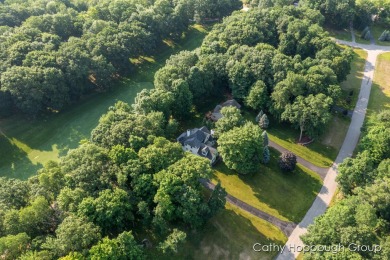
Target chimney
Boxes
[187,130,190,137]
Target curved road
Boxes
[276,40,390,259]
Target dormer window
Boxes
[202,147,208,156]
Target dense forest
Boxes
[246,0,390,30]
[9,0,390,258]
[302,110,390,259]
[0,4,357,258]
[132,5,353,141]
[0,0,241,117]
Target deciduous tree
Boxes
[218,123,263,174]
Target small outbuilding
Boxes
[209,99,241,122]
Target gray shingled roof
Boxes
[177,127,212,148]
[211,99,241,122]
[222,99,241,109]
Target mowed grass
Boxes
[0,25,210,180]
[369,52,390,119]
[371,24,390,46]
[248,48,366,167]
[319,116,350,152]
[326,27,352,41]
[267,121,338,168]
[242,110,336,167]
[143,204,287,260]
[338,48,368,110]
[321,48,367,151]
[211,149,322,223]
[355,24,390,45]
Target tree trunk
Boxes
[299,126,304,142]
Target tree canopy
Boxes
[0,0,241,117]
[303,109,390,259]
[218,123,263,174]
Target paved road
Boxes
[199,178,297,236]
[276,40,385,260]
[268,141,328,180]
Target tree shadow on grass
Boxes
[0,133,42,180]
[213,149,322,223]
[139,206,285,260]
[0,26,211,180]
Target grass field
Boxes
[371,24,390,46]
[267,122,337,168]
[338,48,368,110]
[354,24,390,45]
[319,116,350,152]
[211,149,322,223]
[143,203,287,260]
[320,48,368,152]
[241,109,337,168]
[326,27,352,41]
[354,32,371,44]
[369,52,390,119]
[250,47,366,167]
[0,25,210,180]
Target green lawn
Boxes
[326,27,352,41]
[0,25,210,180]
[142,203,287,260]
[338,48,368,110]
[245,47,367,167]
[266,121,338,168]
[211,149,322,223]
[319,116,350,152]
[354,24,390,45]
[320,48,368,152]
[353,26,371,44]
[371,24,390,46]
[369,52,390,119]
[242,110,337,167]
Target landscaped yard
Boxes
[143,203,287,260]
[211,149,322,223]
[319,116,350,152]
[266,122,337,168]
[369,52,390,118]
[338,48,368,110]
[326,26,352,41]
[354,30,371,44]
[371,24,390,46]
[353,24,390,46]
[242,47,367,168]
[0,25,210,180]
[321,48,368,152]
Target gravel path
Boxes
[276,40,386,260]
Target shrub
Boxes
[259,114,269,129]
[279,152,297,172]
[263,146,270,164]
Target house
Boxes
[177,126,218,164]
[209,99,241,122]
